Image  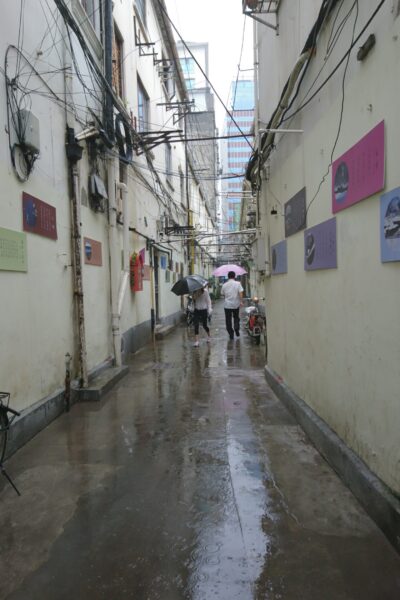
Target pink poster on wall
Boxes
[332,121,385,214]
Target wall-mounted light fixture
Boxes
[357,34,376,61]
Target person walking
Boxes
[221,271,244,340]
[192,284,212,347]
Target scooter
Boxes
[243,297,266,345]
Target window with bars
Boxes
[137,78,149,132]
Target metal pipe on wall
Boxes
[70,161,88,387]
[63,21,88,388]
[117,182,129,316]
[108,156,122,367]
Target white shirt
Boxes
[221,280,243,309]
[193,288,212,312]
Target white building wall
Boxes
[0,0,216,417]
[112,0,189,329]
[255,0,400,493]
[0,3,110,411]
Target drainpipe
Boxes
[116,183,130,363]
[117,182,129,317]
[108,157,121,366]
[104,0,122,366]
[109,181,129,368]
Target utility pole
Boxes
[62,14,88,388]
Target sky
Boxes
[165,0,254,132]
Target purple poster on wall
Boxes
[380,187,400,262]
[304,218,337,271]
[271,240,287,275]
[332,121,385,214]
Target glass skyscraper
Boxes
[220,79,254,232]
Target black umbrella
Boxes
[171,274,208,296]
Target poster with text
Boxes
[271,240,287,275]
[304,218,337,271]
[332,121,385,214]
[380,187,400,262]
[22,192,57,240]
[0,227,27,272]
[285,187,306,237]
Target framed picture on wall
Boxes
[380,187,400,262]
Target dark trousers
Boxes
[194,309,209,335]
[224,308,240,336]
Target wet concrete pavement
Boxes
[1,301,400,599]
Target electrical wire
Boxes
[247,0,387,183]
[270,0,354,153]
[230,16,247,111]
[305,0,359,217]
[281,0,386,123]
[15,0,26,76]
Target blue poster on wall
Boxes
[160,255,167,269]
[304,218,337,271]
[271,240,287,275]
[380,187,400,262]
[284,187,306,237]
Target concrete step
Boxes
[76,365,129,402]
[154,324,175,340]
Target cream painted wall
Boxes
[0,0,215,416]
[256,1,400,493]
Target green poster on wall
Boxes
[0,227,28,272]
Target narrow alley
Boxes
[1,303,399,600]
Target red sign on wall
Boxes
[84,237,102,266]
[22,192,57,240]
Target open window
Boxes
[112,24,124,99]
[136,0,147,27]
[137,78,149,132]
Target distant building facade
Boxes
[221,79,254,231]
[176,40,218,222]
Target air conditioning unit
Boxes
[19,110,40,154]
[243,0,259,10]
[256,236,268,273]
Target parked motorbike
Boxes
[243,297,266,345]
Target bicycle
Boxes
[186,295,194,327]
[0,392,21,495]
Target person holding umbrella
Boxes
[192,284,212,347]
[170,274,211,347]
[221,271,244,340]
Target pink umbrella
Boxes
[212,264,247,277]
